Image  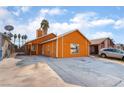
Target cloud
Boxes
[23,12,96,37]
[21,6,31,13]
[12,9,20,16]
[40,8,67,16]
[70,12,96,23]
[12,6,31,16]
[1,7,124,45]
[49,21,88,35]
[90,19,115,27]
[0,7,33,45]
[49,12,96,35]
[90,31,113,39]
[0,7,11,19]
[0,7,15,32]
[114,19,124,29]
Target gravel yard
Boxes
[1,55,124,87]
[16,55,124,87]
[0,57,77,87]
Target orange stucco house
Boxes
[25,28,91,58]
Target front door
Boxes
[94,45,99,54]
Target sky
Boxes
[0,6,124,45]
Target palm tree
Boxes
[14,34,17,44]
[18,34,21,48]
[21,35,24,46]
[24,35,28,43]
[40,19,49,35]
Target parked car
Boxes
[99,48,124,60]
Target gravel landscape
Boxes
[0,57,77,87]
[0,55,124,87]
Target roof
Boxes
[40,29,91,44]
[26,33,56,44]
[90,37,110,45]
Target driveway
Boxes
[16,56,124,87]
[0,57,77,87]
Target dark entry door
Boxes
[94,45,98,54]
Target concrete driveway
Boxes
[16,56,124,87]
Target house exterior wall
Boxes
[28,34,56,45]
[99,39,114,50]
[25,31,90,58]
[25,34,56,55]
[90,38,114,54]
[41,40,56,57]
[115,44,124,50]
[57,31,90,58]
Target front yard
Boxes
[0,55,124,87]
[0,57,76,87]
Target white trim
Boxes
[40,37,56,44]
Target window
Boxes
[31,45,36,51]
[114,49,124,54]
[104,49,113,52]
[70,43,79,54]
[103,48,124,54]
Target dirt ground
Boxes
[0,58,77,87]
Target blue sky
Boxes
[0,6,124,45]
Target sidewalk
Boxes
[91,55,124,66]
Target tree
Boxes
[18,34,21,48]
[21,35,25,46]
[40,19,49,35]
[14,34,17,44]
[24,35,28,43]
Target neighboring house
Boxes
[115,44,124,50]
[0,32,15,60]
[90,37,114,54]
[25,29,90,58]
